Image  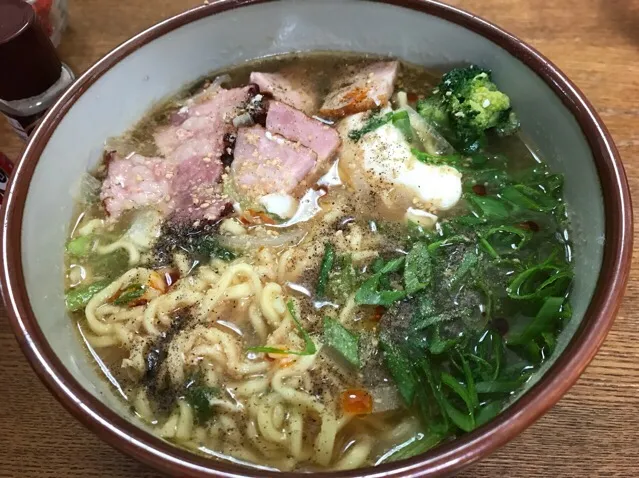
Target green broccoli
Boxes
[417,65,520,153]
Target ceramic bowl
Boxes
[0,0,632,476]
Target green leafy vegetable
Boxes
[184,384,219,424]
[355,257,406,306]
[507,262,572,300]
[347,110,415,142]
[412,148,465,168]
[475,401,502,427]
[191,235,236,261]
[380,336,418,405]
[65,280,111,312]
[326,254,358,303]
[379,432,443,463]
[448,252,478,289]
[348,111,393,141]
[392,110,414,142]
[112,283,146,306]
[507,296,565,346]
[248,301,317,356]
[501,184,556,212]
[404,242,431,295]
[316,242,335,298]
[427,235,469,254]
[466,194,511,219]
[479,225,532,258]
[66,235,93,257]
[323,317,360,367]
[416,65,519,153]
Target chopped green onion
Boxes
[248,300,317,356]
[66,235,93,257]
[65,280,111,312]
[112,283,146,306]
[322,317,360,367]
[316,242,335,298]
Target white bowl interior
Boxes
[21,0,603,437]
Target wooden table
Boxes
[1,0,638,476]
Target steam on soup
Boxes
[64,53,573,471]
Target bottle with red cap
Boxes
[0,0,74,140]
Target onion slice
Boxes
[217,228,306,250]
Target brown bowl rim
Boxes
[0,0,632,477]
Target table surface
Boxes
[1,0,638,476]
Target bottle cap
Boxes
[0,0,62,101]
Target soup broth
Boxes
[64,52,573,471]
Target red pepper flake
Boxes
[245,209,276,225]
[472,184,487,196]
[340,389,373,415]
[407,92,419,103]
[518,220,540,232]
[370,306,385,322]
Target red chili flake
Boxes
[370,306,385,322]
[340,389,373,415]
[407,92,419,103]
[518,220,540,232]
[472,184,487,196]
[246,209,276,225]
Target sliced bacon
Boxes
[154,86,253,158]
[265,101,341,163]
[170,155,229,222]
[231,125,317,198]
[250,71,317,115]
[100,153,174,219]
[319,61,399,118]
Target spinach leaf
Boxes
[355,257,406,306]
[66,235,93,257]
[379,336,417,405]
[348,111,393,141]
[479,225,532,258]
[507,263,572,300]
[475,379,526,394]
[248,300,317,356]
[448,252,478,289]
[316,242,335,298]
[323,317,360,367]
[404,242,432,295]
[507,296,565,346]
[190,235,236,261]
[442,396,475,432]
[392,110,414,142]
[501,184,556,212]
[379,432,443,463]
[184,383,219,424]
[112,283,146,306]
[427,234,469,254]
[466,194,511,219]
[326,254,358,303]
[65,279,111,312]
[475,401,502,427]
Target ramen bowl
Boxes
[0,0,631,476]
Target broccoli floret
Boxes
[416,65,520,153]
